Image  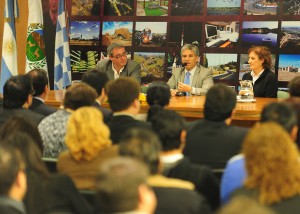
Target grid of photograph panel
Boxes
[67,0,300,88]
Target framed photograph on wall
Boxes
[241,21,278,48]
[70,21,100,46]
[279,21,300,49]
[134,22,167,47]
[136,0,169,16]
[101,21,133,46]
[103,0,134,16]
[71,0,101,16]
[278,54,300,82]
[134,52,165,83]
[207,0,241,15]
[243,0,279,15]
[204,53,238,81]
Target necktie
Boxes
[184,72,191,96]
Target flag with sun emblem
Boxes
[0,0,19,94]
[25,0,47,72]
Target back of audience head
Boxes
[96,157,156,214]
[0,132,49,178]
[288,76,300,97]
[219,196,275,214]
[3,75,33,109]
[0,143,26,200]
[260,102,297,139]
[0,116,44,153]
[204,83,236,121]
[151,109,185,152]
[242,122,300,204]
[146,81,171,121]
[119,128,161,175]
[65,107,111,161]
[26,69,49,97]
[81,69,109,97]
[106,77,140,112]
[63,82,97,110]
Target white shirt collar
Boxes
[250,69,264,84]
[112,63,125,80]
[161,153,184,164]
[33,96,45,103]
[184,66,196,76]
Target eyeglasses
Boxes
[112,52,127,59]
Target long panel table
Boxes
[45,90,281,127]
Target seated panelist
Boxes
[167,44,214,96]
[96,43,141,84]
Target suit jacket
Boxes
[167,65,214,95]
[184,119,248,169]
[153,187,212,214]
[96,59,141,83]
[92,101,112,124]
[162,157,220,211]
[29,98,57,116]
[107,115,150,144]
[0,108,44,128]
[0,197,26,214]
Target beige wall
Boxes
[0,0,28,75]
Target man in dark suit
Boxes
[106,77,149,144]
[81,69,112,123]
[167,44,214,96]
[0,75,44,127]
[184,83,248,169]
[27,69,56,116]
[119,128,212,214]
[152,109,220,211]
[0,144,27,214]
[96,43,141,84]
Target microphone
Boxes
[182,62,187,67]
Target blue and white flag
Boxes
[54,0,71,90]
[25,0,47,72]
[0,0,19,94]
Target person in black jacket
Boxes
[151,109,220,211]
[242,46,278,98]
[0,144,27,214]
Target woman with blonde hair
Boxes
[57,107,118,190]
[232,122,300,214]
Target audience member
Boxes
[81,69,112,123]
[288,76,300,97]
[231,122,300,214]
[96,157,157,214]
[57,107,118,190]
[106,77,150,144]
[221,102,298,204]
[0,75,44,127]
[27,69,56,116]
[152,109,220,210]
[218,196,275,214]
[167,44,213,96]
[0,132,92,214]
[0,144,27,214]
[184,83,248,169]
[0,116,44,153]
[96,43,141,83]
[38,83,97,158]
[119,128,212,214]
[146,81,171,121]
[152,109,220,211]
[242,46,278,98]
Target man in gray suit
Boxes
[96,43,141,83]
[167,44,214,96]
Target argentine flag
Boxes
[25,0,47,72]
[0,0,19,94]
[54,0,71,90]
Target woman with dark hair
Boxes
[0,129,92,214]
[146,81,171,121]
[0,116,43,152]
[242,46,278,98]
